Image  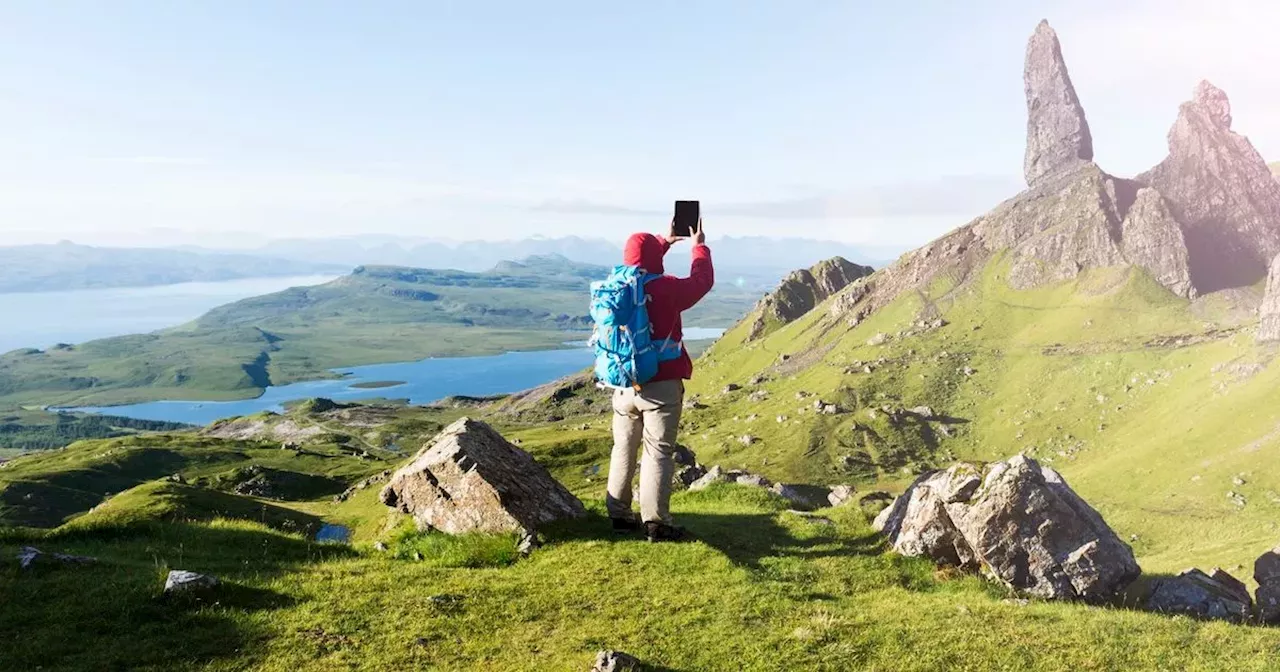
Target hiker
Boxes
[599,219,714,542]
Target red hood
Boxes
[623,233,665,274]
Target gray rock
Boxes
[688,465,727,491]
[1120,188,1196,300]
[1023,20,1093,187]
[721,383,740,394]
[738,434,758,446]
[1259,255,1280,342]
[770,483,827,510]
[373,541,388,552]
[909,406,935,418]
[827,484,856,507]
[674,463,707,489]
[591,650,641,672]
[164,570,219,595]
[873,456,1140,601]
[728,470,772,488]
[1138,81,1280,293]
[517,529,539,557]
[1148,568,1252,623]
[17,546,96,570]
[380,418,585,534]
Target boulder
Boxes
[1259,255,1280,342]
[1023,20,1093,187]
[164,570,219,595]
[380,418,586,534]
[1138,81,1280,293]
[17,546,96,570]
[873,455,1140,601]
[591,650,641,672]
[1254,545,1280,623]
[827,484,857,507]
[1147,568,1252,623]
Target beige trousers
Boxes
[605,378,684,524]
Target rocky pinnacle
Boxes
[1260,254,1280,342]
[1023,20,1093,187]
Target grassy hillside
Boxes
[677,255,1280,577]
[0,256,758,409]
[4,453,1280,669]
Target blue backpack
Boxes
[589,265,682,389]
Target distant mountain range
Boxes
[200,235,898,275]
[0,242,348,293]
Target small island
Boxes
[349,380,406,390]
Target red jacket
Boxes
[623,233,715,381]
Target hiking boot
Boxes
[644,521,689,543]
[611,516,640,534]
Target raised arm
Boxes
[669,219,714,312]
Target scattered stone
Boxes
[795,391,811,400]
[1147,568,1252,623]
[688,465,727,491]
[770,483,828,510]
[17,546,96,570]
[721,384,741,394]
[749,374,768,386]
[910,406,935,418]
[730,470,771,488]
[1232,475,1247,486]
[748,390,770,402]
[674,464,707,489]
[776,415,788,423]
[867,333,889,346]
[1227,491,1247,507]
[1256,545,1280,623]
[961,366,976,377]
[373,541,388,552]
[164,570,219,595]
[1023,20,1093,187]
[591,650,641,672]
[827,484,856,507]
[738,435,758,446]
[873,455,1140,601]
[682,397,705,411]
[517,529,539,557]
[380,418,586,534]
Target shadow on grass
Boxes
[542,503,886,570]
[0,520,352,670]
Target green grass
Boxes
[4,485,1280,671]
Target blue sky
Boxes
[2,0,1279,250]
